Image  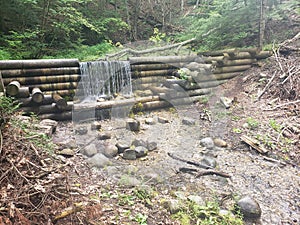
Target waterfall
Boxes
[78,61,132,101]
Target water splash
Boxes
[78,61,132,101]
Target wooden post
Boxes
[0,71,4,93]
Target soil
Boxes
[1,46,299,224]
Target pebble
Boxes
[126,118,140,131]
[132,139,148,148]
[213,138,227,147]
[200,156,217,168]
[116,140,131,153]
[75,126,88,135]
[147,141,157,151]
[182,117,196,125]
[57,148,75,157]
[145,118,156,125]
[122,149,137,160]
[158,116,169,124]
[91,121,102,130]
[200,137,215,149]
[98,132,112,140]
[135,146,148,158]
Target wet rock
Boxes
[200,156,217,168]
[145,117,156,125]
[132,139,147,148]
[87,153,112,168]
[122,149,137,160]
[200,137,215,149]
[75,126,88,135]
[57,148,75,157]
[237,196,262,219]
[182,117,196,125]
[158,116,169,124]
[187,195,205,206]
[147,141,157,151]
[104,144,118,158]
[82,143,98,157]
[91,121,102,130]
[116,140,131,153]
[213,138,227,147]
[126,118,140,131]
[135,146,148,158]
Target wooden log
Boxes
[27,82,78,91]
[163,79,187,88]
[38,111,72,121]
[212,65,251,74]
[0,67,80,78]
[198,56,225,63]
[52,93,68,110]
[218,58,257,66]
[3,74,81,86]
[18,95,54,107]
[132,76,166,84]
[0,71,4,93]
[184,62,213,71]
[6,81,21,96]
[20,102,73,115]
[16,87,30,98]
[0,59,79,69]
[199,48,238,57]
[183,79,229,90]
[131,63,177,71]
[129,55,198,64]
[31,87,44,103]
[192,72,241,82]
[131,69,176,78]
[187,88,212,97]
[256,51,272,59]
[44,89,76,97]
[228,52,253,59]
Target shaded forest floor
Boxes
[0,40,299,225]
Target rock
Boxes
[116,140,131,153]
[57,148,75,157]
[174,191,187,200]
[104,144,118,158]
[132,139,147,148]
[38,125,54,137]
[213,138,227,147]
[182,117,196,125]
[135,146,148,158]
[220,97,233,109]
[237,196,262,219]
[147,141,157,151]
[75,126,88,135]
[82,143,98,157]
[65,139,77,149]
[187,195,205,206]
[200,137,214,149]
[219,209,235,217]
[158,116,169,124]
[91,121,102,130]
[166,199,182,214]
[145,117,156,125]
[119,175,141,187]
[87,153,112,168]
[126,118,140,132]
[39,119,58,132]
[122,149,137,160]
[98,132,112,140]
[200,156,217,168]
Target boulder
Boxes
[104,144,118,158]
[82,143,98,157]
[87,153,112,168]
[237,196,262,219]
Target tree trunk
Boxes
[258,0,266,51]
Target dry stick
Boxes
[0,129,2,155]
[265,100,300,111]
[178,167,231,178]
[167,152,213,169]
[282,67,299,85]
[257,71,277,101]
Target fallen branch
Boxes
[167,152,213,169]
[104,38,196,60]
[54,202,87,221]
[240,135,269,154]
[178,167,231,178]
[256,71,277,100]
[265,100,300,111]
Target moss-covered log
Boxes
[0,59,79,69]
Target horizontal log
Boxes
[131,63,177,71]
[191,72,241,82]
[131,69,176,78]
[184,62,213,71]
[212,65,251,74]
[198,56,225,63]
[37,111,72,121]
[0,59,79,69]
[187,88,212,97]
[3,74,81,86]
[6,81,20,96]
[18,95,54,107]
[218,58,257,66]
[183,79,229,90]
[129,55,198,64]
[44,89,77,97]
[256,51,273,59]
[27,82,78,91]
[0,67,80,78]
[132,76,166,84]
[16,87,30,98]
[199,48,238,57]
[20,102,73,115]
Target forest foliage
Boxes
[0,0,298,60]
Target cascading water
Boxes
[78,61,132,102]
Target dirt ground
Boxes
[0,45,299,225]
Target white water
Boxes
[78,61,132,101]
